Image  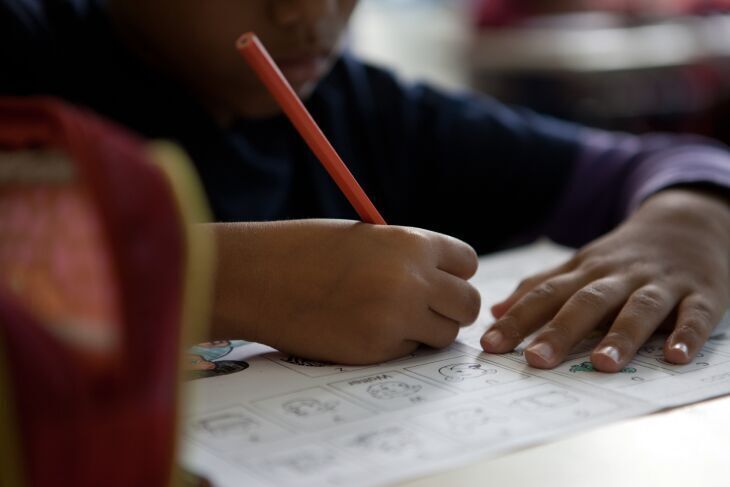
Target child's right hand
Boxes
[204,220,480,364]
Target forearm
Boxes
[543,130,730,247]
[203,221,283,344]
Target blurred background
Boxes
[349,0,730,143]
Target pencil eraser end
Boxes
[236,32,256,50]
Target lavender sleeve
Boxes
[542,129,730,247]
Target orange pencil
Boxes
[236,32,387,225]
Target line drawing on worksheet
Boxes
[329,370,453,410]
[182,243,730,487]
[252,386,375,430]
[186,405,290,452]
[406,355,529,391]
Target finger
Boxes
[524,277,633,369]
[481,271,588,354]
[591,285,677,372]
[427,269,482,325]
[664,293,724,364]
[431,233,479,280]
[491,258,576,319]
[410,309,461,349]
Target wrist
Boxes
[636,188,730,238]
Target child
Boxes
[2,0,729,372]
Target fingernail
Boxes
[482,329,504,350]
[595,345,621,365]
[526,342,554,364]
[670,342,690,360]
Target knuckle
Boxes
[528,281,559,301]
[674,321,706,340]
[686,298,716,322]
[543,320,574,343]
[631,288,666,311]
[578,258,611,278]
[394,227,432,253]
[677,300,718,338]
[696,273,723,294]
[463,285,482,323]
[517,275,540,291]
[572,285,610,310]
[626,261,654,281]
[572,245,590,260]
[493,315,524,342]
[515,278,531,291]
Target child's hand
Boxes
[207,219,480,364]
[482,189,730,372]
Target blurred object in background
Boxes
[350,0,730,145]
[0,98,214,487]
[349,0,471,91]
[469,0,730,141]
[474,0,730,28]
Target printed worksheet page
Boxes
[181,241,730,487]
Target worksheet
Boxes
[181,241,730,487]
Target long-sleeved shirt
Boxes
[2,0,730,253]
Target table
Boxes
[400,395,729,487]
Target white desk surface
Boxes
[400,394,730,487]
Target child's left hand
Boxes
[481,188,730,372]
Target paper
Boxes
[181,240,730,487]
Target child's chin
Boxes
[296,80,320,100]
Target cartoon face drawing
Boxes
[513,390,579,411]
[366,381,422,400]
[194,412,260,437]
[444,406,497,432]
[350,427,419,453]
[282,398,338,417]
[438,363,497,383]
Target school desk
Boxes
[399,394,730,487]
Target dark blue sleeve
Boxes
[0,0,98,98]
[335,59,730,252]
[0,0,55,94]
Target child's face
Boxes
[109,0,358,120]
